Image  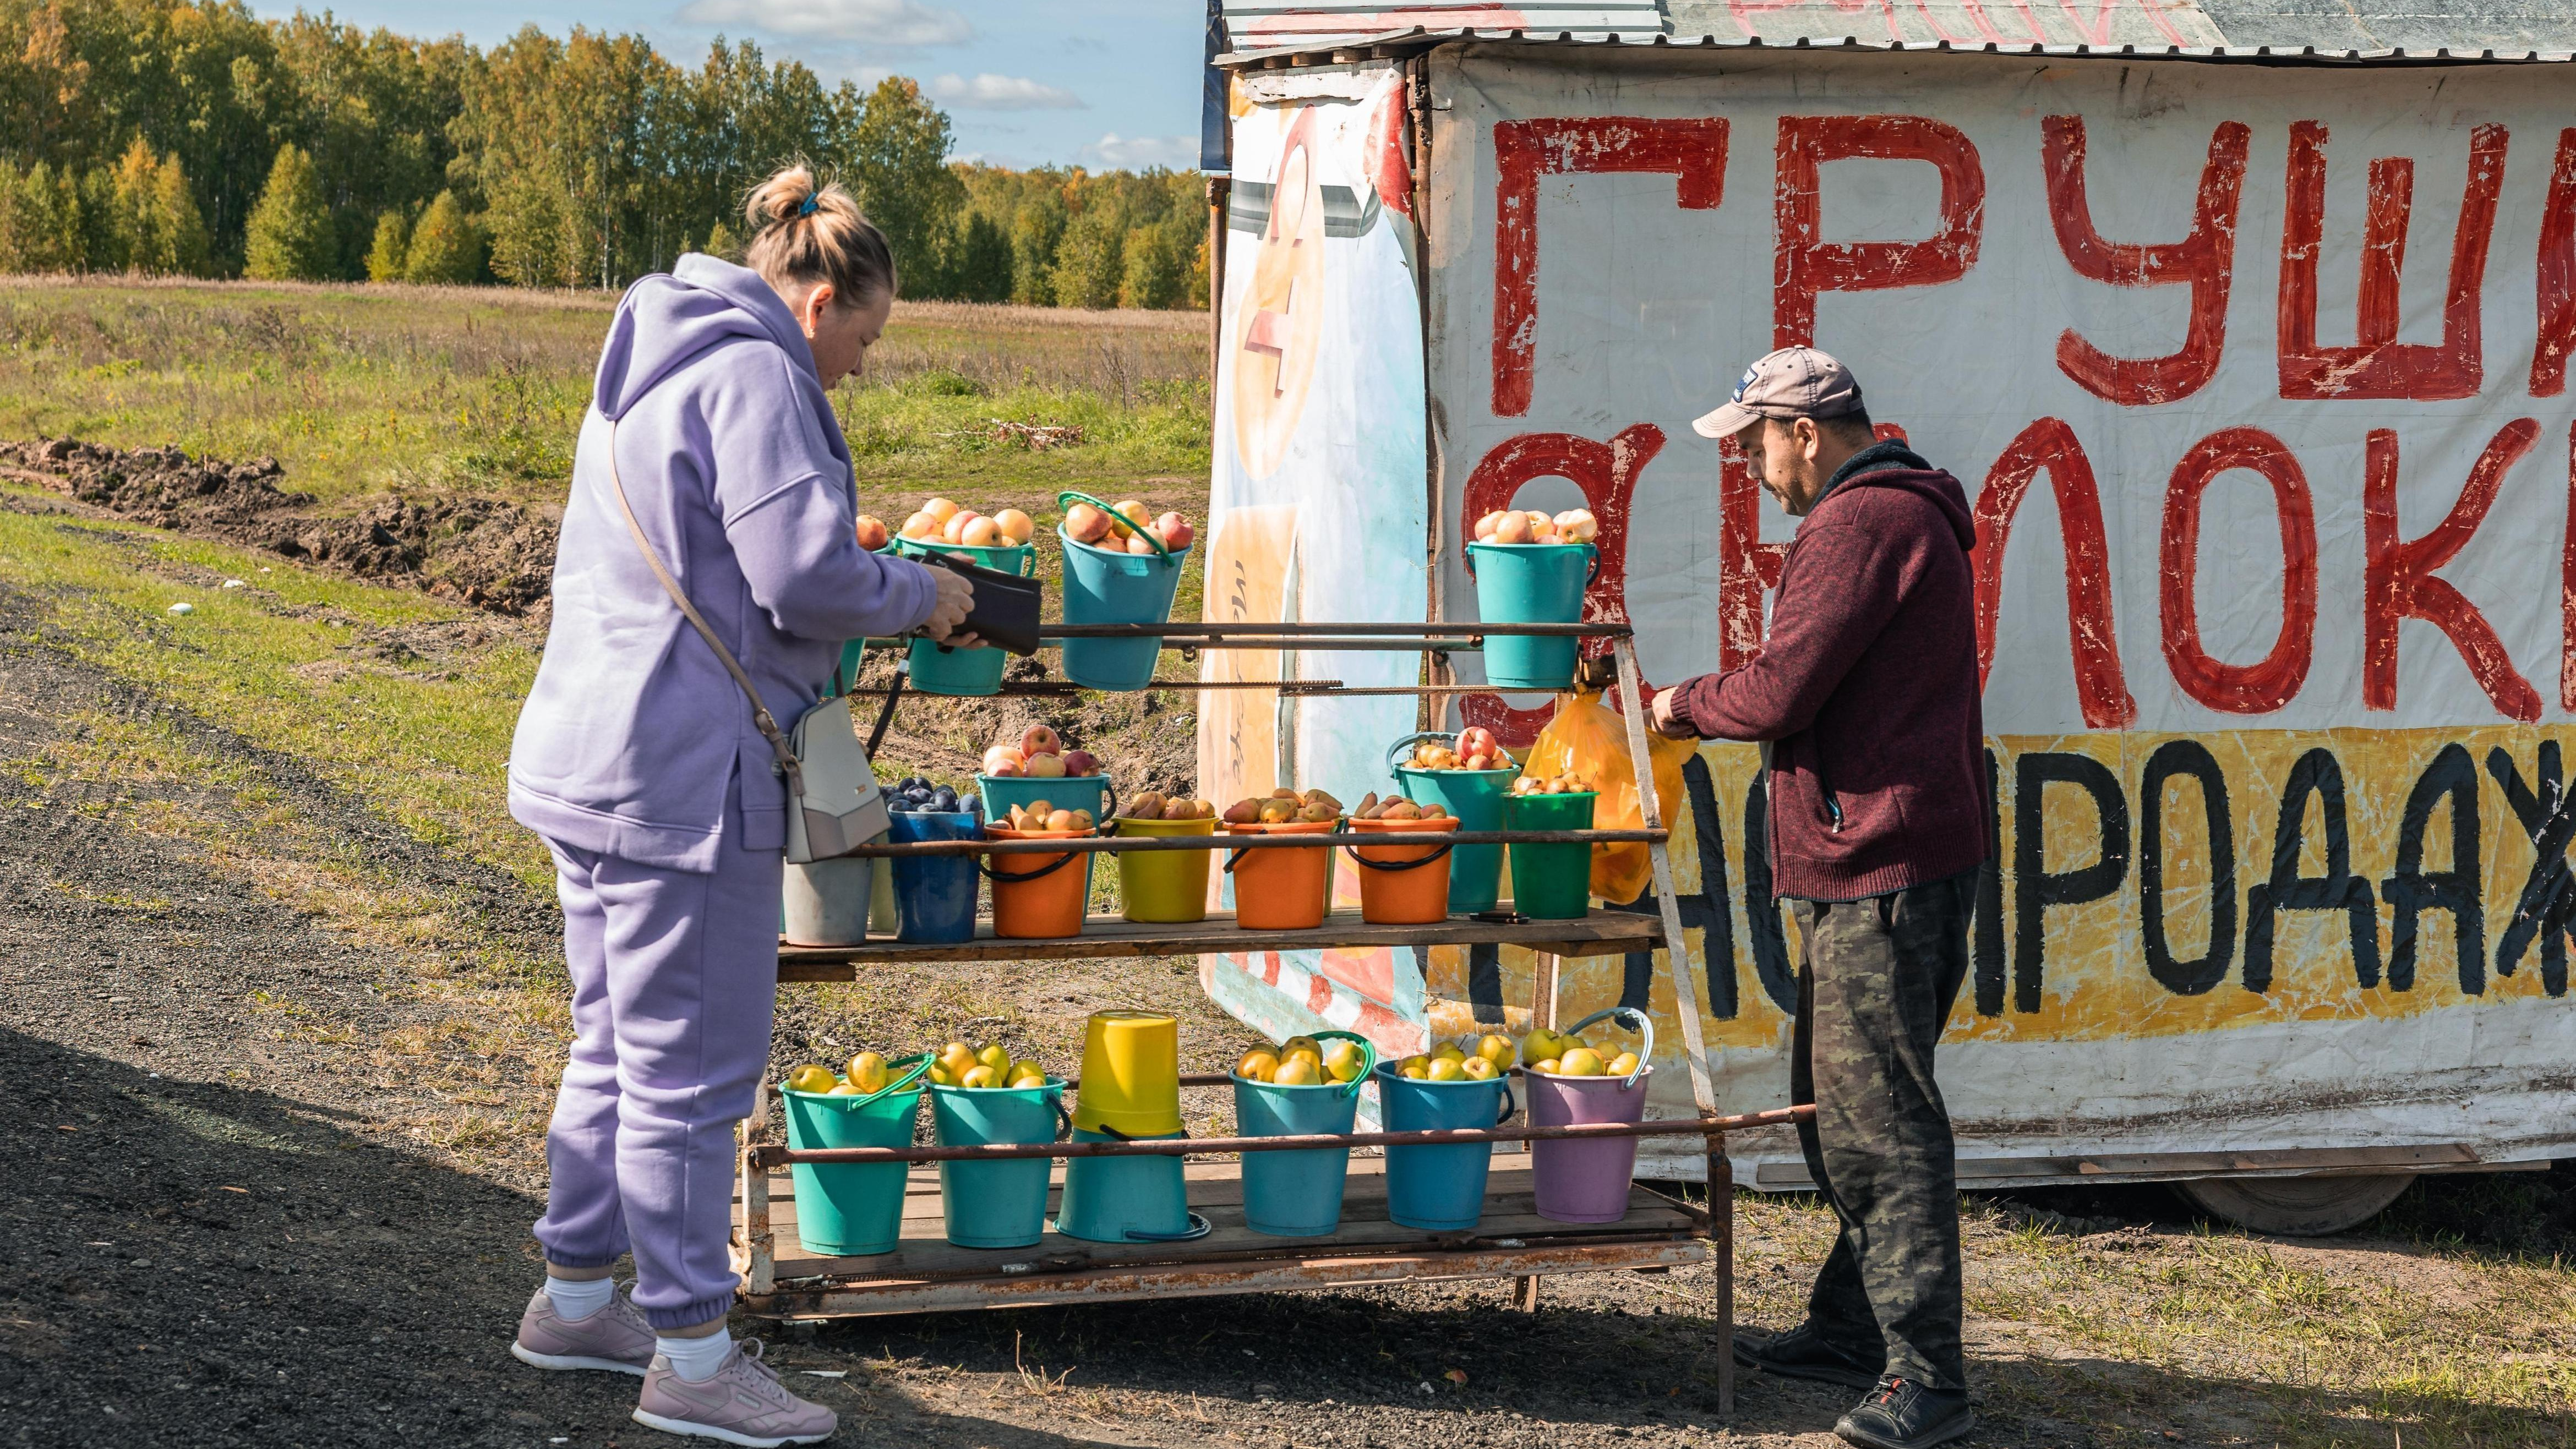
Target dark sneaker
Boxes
[1732,1322,1886,1390]
[1836,1375,1977,1449]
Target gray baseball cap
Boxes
[1691,346,1865,439]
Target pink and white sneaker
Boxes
[632,1338,838,1447]
[509,1282,656,1376]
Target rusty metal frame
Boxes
[742,625,1761,1417]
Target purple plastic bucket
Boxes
[1523,1067,1653,1222]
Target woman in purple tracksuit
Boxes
[502,164,972,1447]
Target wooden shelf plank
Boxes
[779,908,1660,972]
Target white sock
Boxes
[658,1328,733,1382]
[544,1274,615,1322]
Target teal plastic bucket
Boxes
[977,772,1114,825]
[1057,491,1187,692]
[889,810,980,944]
[1055,1129,1210,1243]
[898,538,1033,697]
[1233,1030,1373,1237]
[1375,1062,1514,1231]
[1506,791,1597,920]
[1387,732,1515,913]
[1465,540,1598,691]
[779,1057,932,1257]
[929,1077,1068,1249]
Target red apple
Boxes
[986,756,1025,778]
[1021,725,1061,756]
[959,516,1002,546]
[1065,503,1114,544]
[981,745,1025,775]
[854,514,889,550]
[1493,510,1535,544]
[1152,512,1194,550]
[1061,750,1100,777]
[994,508,1034,544]
[1458,726,1498,757]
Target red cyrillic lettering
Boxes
[2159,428,2318,714]
[2533,130,2576,396]
[2363,420,2543,721]
[2044,117,2250,405]
[1718,435,1790,673]
[1774,116,1985,349]
[1491,119,1728,418]
[1458,424,1665,745]
[1973,419,2136,728]
[2278,121,2507,401]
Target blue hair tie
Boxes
[796,193,820,217]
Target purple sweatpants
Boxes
[533,822,782,1330]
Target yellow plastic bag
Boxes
[1522,691,1695,905]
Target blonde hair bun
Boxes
[742,158,897,307]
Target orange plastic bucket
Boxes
[1346,814,1456,925]
[981,825,1093,939]
[1225,820,1336,929]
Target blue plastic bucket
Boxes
[1055,1129,1209,1243]
[1375,1062,1514,1231]
[1387,732,1516,913]
[929,1077,1068,1249]
[1233,1029,1373,1237]
[1057,491,1187,692]
[889,810,980,944]
[779,1057,931,1257]
[1465,540,1598,691]
[898,539,1033,697]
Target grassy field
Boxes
[0,280,2569,1449]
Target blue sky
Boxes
[255,1,1206,171]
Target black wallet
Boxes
[915,549,1041,657]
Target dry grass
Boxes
[0,278,1208,509]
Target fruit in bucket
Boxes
[960,1064,998,1089]
[983,745,1025,777]
[786,1063,837,1095]
[1153,512,1194,549]
[1512,772,1591,796]
[1425,1057,1466,1082]
[1280,1036,1322,1068]
[1125,790,1215,821]
[1398,1054,1431,1079]
[1321,1039,1364,1082]
[1111,499,1152,536]
[1235,1048,1281,1081]
[1460,1056,1498,1081]
[994,508,1034,543]
[1062,750,1100,777]
[958,516,1003,546]
[1556,1046,1606,1077]
[938,1041,978,1078]
[1023,725,1060,756]
[1606,1051,1641,1076]
[854,514,889,550]
[975,1043,1013,1074]
[1274,1056,1321,1086]
[1556,508,1598,542]
[1410,731,1515,772]
[887,776,974,816]
[1025,752,1067,779]
[1473,1034,1517,1069]
[1492,510,1535,544]
[1521,1027,1565,1063]
[1065,502,1114,544]
[845,1051,889,1093]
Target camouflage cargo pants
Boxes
[1785,869,1974,1393]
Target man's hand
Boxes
[921,565,981,649]
[1649,686,1696,739]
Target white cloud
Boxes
[927,73,1084,111]
[1080,133,1199,171]
[676,0,970,46]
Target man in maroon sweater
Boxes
[1649,347,1987,1449]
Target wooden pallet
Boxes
[778,908,1662,975]
[739,1154,1711,1318]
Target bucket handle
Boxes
[1049,1090,1075,1141]
[788,1051,933,1109]
[1311,1027,1379,1099]
[978,845,1087,883]
[1462,538,1600,583]
[1561,1005,1656,1091]
[898,536,1039,577]
[1123,1211,1214,1242]
[1344,841,1454,872]
[1058,489,1172,558]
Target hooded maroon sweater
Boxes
[1674,444,1990,901]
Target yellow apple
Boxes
[1322,1040,1364,1082]
[827,1081,863,1095]
[1474,1034,1517,1069]
[961,1064,1000,1089]
[1236,1049,1280,1082]
[975,1043,1013,1074]
[1460,1056,1497,1081]
[1426,1057,1466,1082]
[786,1064,837,1095]
[845,1052,888,1094]
[1532,1058,1562,1075]
[1557,1047,1605,1077]
[939,1040,978,1076]
[1606,1052,1641,1076]
[1431,1042,1467,1064]
[926,1061,957,1087]
[1521,1029,1562,1064]
[1273,1056,1321,1086]
[1009,1066,1047,1088]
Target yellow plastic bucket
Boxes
[1115,816,1217,923]
[1072,1010,1181,1138]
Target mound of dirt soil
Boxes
[0,436,560,617]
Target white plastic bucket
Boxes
[783,856,875,946]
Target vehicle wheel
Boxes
[2173,1173,2417,1236]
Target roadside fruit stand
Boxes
[737,619,1802,1412]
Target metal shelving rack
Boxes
[737,620,1799,1414]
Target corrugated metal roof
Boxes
[1216,0,2576,60]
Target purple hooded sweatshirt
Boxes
[507,254,938,872]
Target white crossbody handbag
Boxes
[603,422,888,862]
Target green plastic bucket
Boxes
[1233,1030,1373,1236]
[1387,731,1515,913]
[779,1054,932,1257]
[929,1076,1069,1249]
[1055,1128,1210,1243]
[896,538,1033,697]
[1507,791,1597,920]
[1057,491,1187,692]
[1465,540,1598,691]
